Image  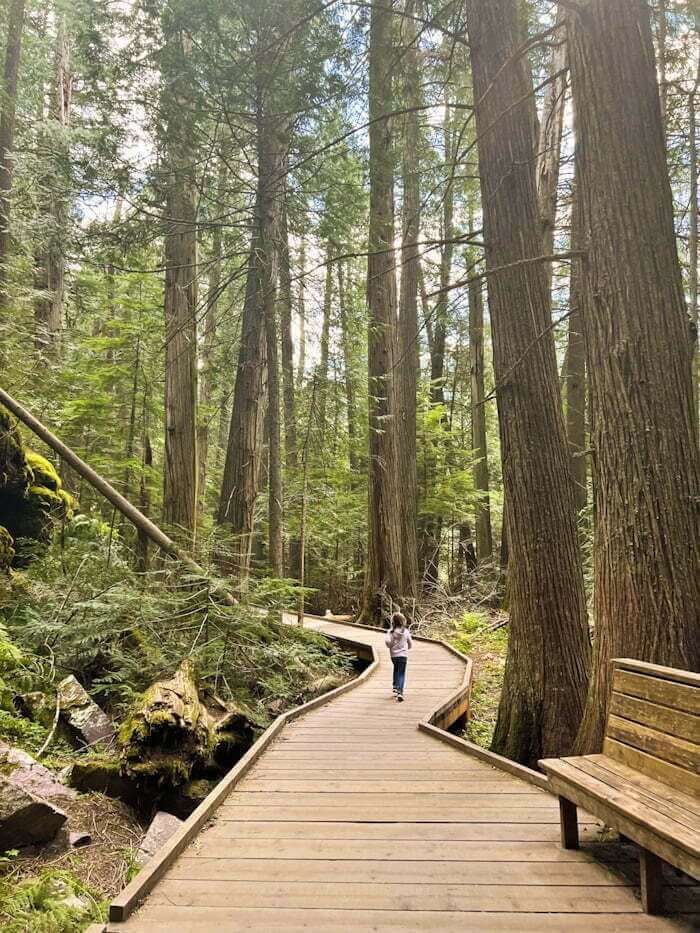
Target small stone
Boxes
[0,742,76,800]
[57,675,115,749]
[0,776,67,848]
[136,811,183,864]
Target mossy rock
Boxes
[0,526,14,571]
[0,411,31,496]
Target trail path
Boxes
[104,617,698,931]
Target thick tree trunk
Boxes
[656,0,668,134]
[279,195,297,470]
[397,0,420,602]
[690,71,698,427]
[467,0,590,765]
[0,0,25,305]
[161,23,198,542]
[566,177,587,513]
[296,239,306,391]
[362,0,404,621]
[34,16,71,354]
[217,105,285,584]
[567,0,700,752]
[317,245,333,430]
[468,277,493,562]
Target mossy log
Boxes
[118,661,255,788]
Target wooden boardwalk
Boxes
[104,618,698,931]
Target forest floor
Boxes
[420,595,508,748]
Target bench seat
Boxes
[540,658,700,914]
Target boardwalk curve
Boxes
[102,617,698,931]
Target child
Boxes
[385,612,412,702]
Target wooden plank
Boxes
[418,722,550,789]
[138,880,645,912]
[610,692,700,744]
[587,754,700,817]
[569,757,700,827]
[105,907,688,932]
[165,856,631,886]
[187,837,621,863]
[606,714,699,772]
[603,737,700,796]
[206,819,605,842]
[543,763,700,878]
[238,779,531,793]
[216,805,563,823]
[613,669,699,715]
[222,792,556,808]
[614,658,700,689]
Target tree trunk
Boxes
[197,155,227,514]
[536,5,567,276]
[266,268,284,577]
[296,239,306,391]
[690,68,698,427]
[161,22,198,542]
[468,277,493,562]
[362,0,404,621]
[317,245,332,431]
[566,176,587,513]
[397,0,420,602]
[34,16,71,354]
[217,103,286,585]
[0,0,25,306]
[567,0,700,752]
[466,0,590,765]
[338,260,359,471]
[279,194,297,469]
[656,0,668,134]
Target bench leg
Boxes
[640,848,663,914]
[558,797,579,849]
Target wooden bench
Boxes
[539,658,700,914]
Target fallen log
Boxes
[0,387,236,605]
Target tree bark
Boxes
[34,15,71,354]
[567,0,700,752]
[279,194,297,470]
[566,175,587,513]
[536,5,568,275]
[296,239,306,391]
[266,266,284,577]
[0,0,25,306]
[161,21,198,542]
[397,0,420,602]
[362,0,404,621]
[338,260,359,472]
[690,67,698,427]
[317,244,333,431]
[197,155,227,514]
[468,276,493,562]
[467,0,590,765]
[217,103,286,584]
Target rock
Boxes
[0,741,76,800]
[57,675,115,749]
[136,811,183,864]
[0,775,67,848]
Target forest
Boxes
[0,0,698,928]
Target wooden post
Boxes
[0,387,236,606]
[640,848,664,914]
[559,796,579,849]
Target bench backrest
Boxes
[604,659,700,796]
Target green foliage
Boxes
[0,869,105,932]
[451,611,508,749]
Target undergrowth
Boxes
[450,610,508,749]
[0,868,105,932]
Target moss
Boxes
[0,526,14,570]
[0,410,31,496]
[25,450,61,491]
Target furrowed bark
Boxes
[0,0,25,308]
[467,0,590,765]
[567,0,700,752]
[468,276,493,562]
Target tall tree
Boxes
[565,176,587,513]
[363,0,404,619]
[0,0,25,306]
[34,15,71,353]
[266,268,284,577]
[160,12,198,540]
[279,195,297,469]
[397,0,420,603]
[466,0,590,764]
[567,0,700,752]
[468,276,493,561]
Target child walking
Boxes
[385,612,412,702]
